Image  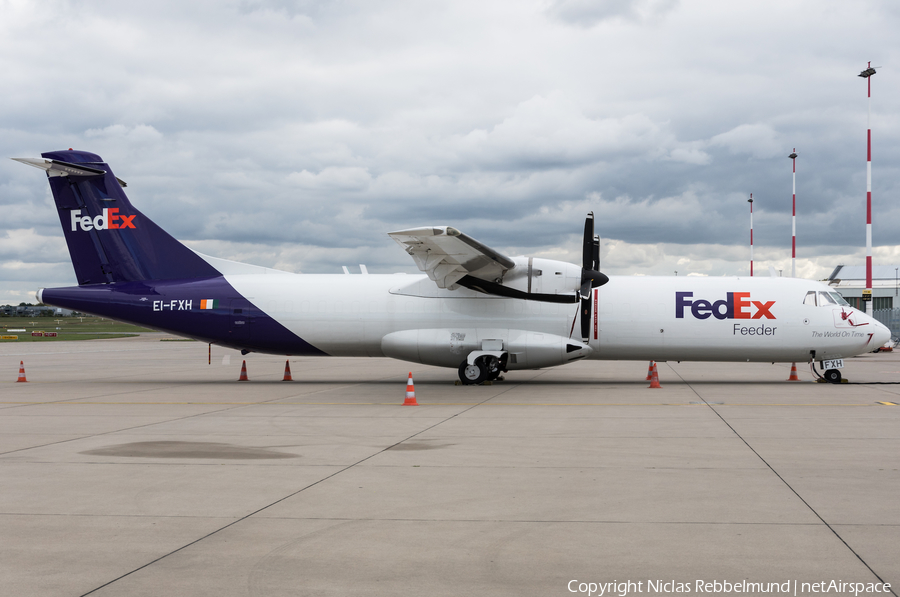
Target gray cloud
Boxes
[546,0,679,26]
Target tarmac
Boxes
[1,334,898,597]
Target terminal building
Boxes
[0,305,75,317]
[826,265,899,310]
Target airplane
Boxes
[14,149,891,384]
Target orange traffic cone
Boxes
[403,372,418,405]
[645,361,654,381]
[648,362,662,389]
[282,360,293,381]
[787,362,800,381]
[238,360,249,381]
[16,361,27,383]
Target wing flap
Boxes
[389,226,515,289]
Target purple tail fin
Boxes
[36,150,220,285]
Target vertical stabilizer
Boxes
[16,150,220,285]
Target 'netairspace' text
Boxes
[567,580,891,596]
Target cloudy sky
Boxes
[1,0,898,304]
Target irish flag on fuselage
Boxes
[200,299,218,310]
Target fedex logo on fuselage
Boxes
[70,208,136,232]
[676,292,775,320]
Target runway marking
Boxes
[0,401,885,407]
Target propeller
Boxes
[579,212,609,342]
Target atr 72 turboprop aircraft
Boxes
[15,150,891,384]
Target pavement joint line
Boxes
[7,511,886,527]
[77,377,524,597]
[0,404,248,458]
[1,372,402,412]
[0,401,887,406]
[665,361,899,597]
[214,516,866,526]
[0,379,330,458]
[1,463,771,470]
[0,382,223,411]
[0,511,859,525]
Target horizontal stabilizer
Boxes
[13,157,106,177]
[13,158,127,187]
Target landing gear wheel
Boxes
[823,368,842,383]
[458,358,487,385]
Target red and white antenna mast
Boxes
[789,149,797,277]
[859,62,877,313]
[748,194,754,277]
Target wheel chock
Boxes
[454,379,495,386]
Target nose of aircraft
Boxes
[873,320,892,349]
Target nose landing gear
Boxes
[823,368,842,383]
[809,352,844,384]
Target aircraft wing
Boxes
[388,226,516,289]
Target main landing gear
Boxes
[458,355,505,385]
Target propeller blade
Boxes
[579,212,605,342]
[582,212,594,269]
[580,294,591,341]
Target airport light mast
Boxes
[748,194,754,277]
[859,62,876,314]
[789,150,797,277]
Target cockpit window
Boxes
[829,292,850,306]
[804,290,851,307]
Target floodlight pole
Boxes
[859,62,877,314]
[748,194,754,277]
[789,150,797,277]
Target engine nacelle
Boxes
[381,328,592,370]
[495,257,582,298]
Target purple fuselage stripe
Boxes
[40,277,328,356]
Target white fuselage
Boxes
[224,272,890,366]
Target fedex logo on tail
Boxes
[676,292,775,320]
[70,208,136,232]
